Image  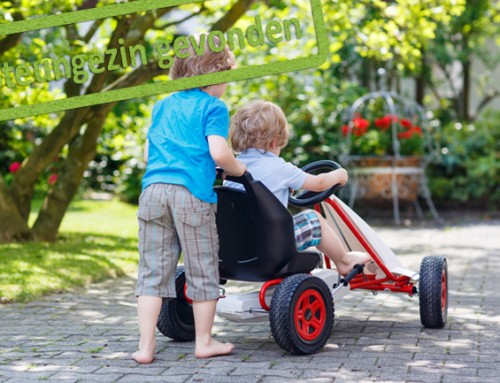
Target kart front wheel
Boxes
[419,256,448,329]
[157,266,195,341]
[270,274,334,354]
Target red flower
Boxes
[400,118,413,129]
[374,116,390,130]
[398,131,411,139]
[410,126,423,136]
[374,116,392,131]
[48,174,58,185]
[353,117,369,130]
[342,117,369,137]
[8,162,21,173]
[352,117,369,136]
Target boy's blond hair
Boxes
[230,100,289,152]
[170,35,235,80]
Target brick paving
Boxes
[1,218,499,382]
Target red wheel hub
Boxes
[294,289,326,341]
[441,270,447,312]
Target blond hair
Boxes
[170,35,235,80]
[230,100,289,152]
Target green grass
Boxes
[0,199,139,303]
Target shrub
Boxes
[427,109,500,208]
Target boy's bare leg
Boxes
[132,296,162,364]
[315,212,371,275]
[193,300,234,358]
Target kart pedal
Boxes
[340,264,364,286]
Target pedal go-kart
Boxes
[157,160,448,354]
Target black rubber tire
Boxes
[157,266,195,341]
[419,256,448,329]
[269,274,334,354]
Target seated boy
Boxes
[224,100,371,275]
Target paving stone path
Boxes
[1,218,499,382]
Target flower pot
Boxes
[348,156,423,203]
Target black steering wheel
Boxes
[288,160,343,208]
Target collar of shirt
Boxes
[240,148,277,158]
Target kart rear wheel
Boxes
[269,274,334,354]
[419,256,448,329]
[157,266,195,341]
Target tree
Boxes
[0,0,258,242]
[426,0,500,121]
[323,0,466,92]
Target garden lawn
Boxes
[0,199,139,303]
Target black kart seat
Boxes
[215,172,321,282]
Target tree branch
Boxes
[473,89,500,119]
[64,24,80,42]
[156,4,207,30]
[0,12,24,56]
[83,19,104,43]
[210,0,258,32]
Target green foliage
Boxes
[325,0,466,73]
[427,109,500,208]
[427,0,500,120]
[227,69,366,166]
[80,98,150,200]
[1,0,497,215]
[0,199,139,303]
[0,118,61,192]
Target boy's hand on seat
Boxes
[235,160,247,176]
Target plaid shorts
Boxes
[293,209,322,251]
[135,183,220,301]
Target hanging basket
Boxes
[349,156,423,203]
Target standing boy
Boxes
[133,38,246,363]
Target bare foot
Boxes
[336,251,372,276]
[195,338,234,359]
[132,343,155,364]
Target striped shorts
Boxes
[293,209,322,251]
[135,183,220,301]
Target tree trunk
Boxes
[31,113,108,241]
[461,58,471,121]
[9,108,91,220]
[360,58,371,90]
[0,176,30,242]
[415,50,427,105]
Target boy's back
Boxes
[224,148,305,207]
[143,88,230,203]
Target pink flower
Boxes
[48,174,58,185]
[9,162,21,173]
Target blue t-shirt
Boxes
[142,89,229,203]
[224,148,307,207]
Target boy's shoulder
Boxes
[157,89,227,110]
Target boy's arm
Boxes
[143,140,149,164]
[301,168,348,192]
[207,135,246,176]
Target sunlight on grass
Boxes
[0,199,139,303]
